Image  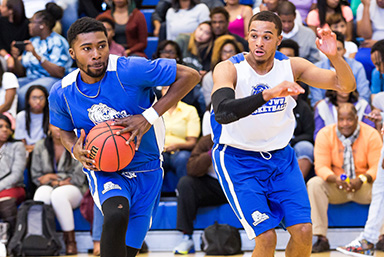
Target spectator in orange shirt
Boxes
[308,103,383,253]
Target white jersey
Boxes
[210,52,297,152]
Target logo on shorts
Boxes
[121,171,137,179]
[101,181,122,194]
[251,211,269,226]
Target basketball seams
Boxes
[85,120,135,172]
[106,122,120,171]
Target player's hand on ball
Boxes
[113,114,151,150]
[74,129,97,170]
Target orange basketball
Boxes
[84,120,135,172]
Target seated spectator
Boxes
[326,13,358,58]
[277,1,320,63]
[31,124,85,255]
[96,16,126,57]
[353,0,384,81]
[291,94,315,179]
[209,7,248,51]
[313,89,374,139]
[173,134,227,254]
[152,0,223,41]
[254,0,303,26]
[0,0,30,71]
[201,35,243,107]
[175,21,214,74]
[166,0,210,41]
[277,40,315,179]
[0,114,26,244]
[310,32,371,106]
[0,62,18,118]
[370,40,384,100]
[9,3,72,111]
[336,100,384,256]
[308,103,383,253]
[289,0,317,21]
[306,0,353,40]
[153,40,205,117]
[225,0,253,39]
[161,86,200,193]
[96,0,148,57]
[14,85,49,154]
[78,0,105,18]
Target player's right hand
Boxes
[263,81,304,101]
[73,129,97,171]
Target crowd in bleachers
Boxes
[0,0,384,255]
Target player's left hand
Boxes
[113,114,151,150]
[316,28,337,57]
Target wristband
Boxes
[4,54,11,61]
[142,107,159,125]
[71,143,77,160]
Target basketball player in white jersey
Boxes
[210,11,356,257]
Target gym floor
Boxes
[64,250,384,256]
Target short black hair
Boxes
[210,7,230,22]
[278,39,299,57]
[334,30,345,47]
[97,16,116,30]
[67,17,108,47]
[35,2,63,30]
[372,40,384,58]
[249,11,282,36]
[277,1,296,16]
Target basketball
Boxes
[84,120,135,172]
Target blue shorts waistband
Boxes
[215,144,286,157]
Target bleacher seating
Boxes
[141,9,155,35]
[142,0,160,7]
[144,37,159,59]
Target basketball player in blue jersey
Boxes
[48,17,200,257]
[210,11,356,257]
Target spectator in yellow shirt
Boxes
[308,103,383,253]
[162,86,201,192]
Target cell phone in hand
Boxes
[14,41,27,47]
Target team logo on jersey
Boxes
[251,210,269,226]
[101,181,122,194]
[251,84,287,115]
[88,103,129,125]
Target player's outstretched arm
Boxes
[114,64,200,150]
[212,61,304,124]
[60,129,97,170]
[292,29,356,93]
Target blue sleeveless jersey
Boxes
[49,55,177,172]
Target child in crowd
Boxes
[326,13,358,58]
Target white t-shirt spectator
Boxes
[356,0,384,40]
[166,3,210,40]
[14,111,46,145]
[0,72,19,117]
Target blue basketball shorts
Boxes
[212,144,311,240]
[83,168,163,249]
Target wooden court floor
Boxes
[62,250,384,257]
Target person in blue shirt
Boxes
[370,40,384,100]
[48,17,199,257]
[309,31,371,107]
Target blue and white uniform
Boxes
[211,52,311,239]
[49,54,177,248]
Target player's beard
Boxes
[85,63,108,78]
